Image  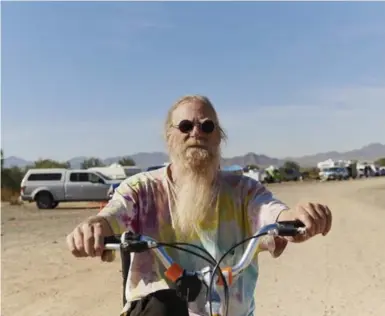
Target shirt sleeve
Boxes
[244,179,289,257]
[97,181,140,235]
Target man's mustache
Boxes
[187,144,207,149]
[185,140,209,149]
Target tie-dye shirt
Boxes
[98,165,289,316]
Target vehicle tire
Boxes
[51,201,59,209]
[35,192,54,209]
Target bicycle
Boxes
[104,220,306,316]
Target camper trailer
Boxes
[89,163,142,180]
[317,159,350,181]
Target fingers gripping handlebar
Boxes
[103,220,306,316]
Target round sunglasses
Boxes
[172,119,216,134]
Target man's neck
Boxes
[168,163,218,186]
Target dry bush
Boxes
[301,167,320,181]
[1,188,22,205]
[9,197,23,205]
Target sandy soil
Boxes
[2,178,385,316]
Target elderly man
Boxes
[66,95,332,316]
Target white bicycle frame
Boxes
[104,221,305,316]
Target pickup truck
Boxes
[20,168,122,209]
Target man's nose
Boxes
[190,124,201,137]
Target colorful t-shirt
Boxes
[98,165,289,316]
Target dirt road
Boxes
[2,178,385,316]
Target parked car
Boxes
[107,182,121,199]
[319,167,349,181]
[20,168,121,209]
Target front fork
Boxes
[165,264,233,316]
[202,266,233,316]
[204,289,222,316]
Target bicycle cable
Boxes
[153,241,230,315]
[119,239,230,316]
[208,231,269,316]
[155,242,229,313]
[157,242,217,265]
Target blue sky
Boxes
[2,1,385,161]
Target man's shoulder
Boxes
[120,167,165,190]
[220,171,263,190]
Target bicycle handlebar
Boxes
[104,220,305,276]
[103,220,305,316]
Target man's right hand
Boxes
[66,216,115,262]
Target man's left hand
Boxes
[277,202,332,243]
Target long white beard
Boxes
[173,173,216,238]
[170,147,220,239]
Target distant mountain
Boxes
[67,156,89,169]
[221,152,283,168]
[2,156,33,168]
[101,152,169,169]
[3,143,385,169]
[3,152,170,170]
[286,143,385,167]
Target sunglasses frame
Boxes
[172,119,216,134]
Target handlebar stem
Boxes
[103,221,305,316]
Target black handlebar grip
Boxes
[278,220,305,228]
[277,220,306,236]
[104,235,121,244]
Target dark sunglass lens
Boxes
[178,120,194,133]
[201,120,215,133]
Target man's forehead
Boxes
[172,101,216,121]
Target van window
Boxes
[28,173,62,181]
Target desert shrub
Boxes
[301,167,320,180]
[1,188,20,202]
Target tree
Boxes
[118,157,136,166]
[32,159,71,169]
[1,166,24,190]
[300,167,320,180]
[1,150,21,197]
[1,149,4,170]
[375,157,385,167]
[81,157,105,169]
[282,160,301,171]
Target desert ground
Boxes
[2,178,385,316]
